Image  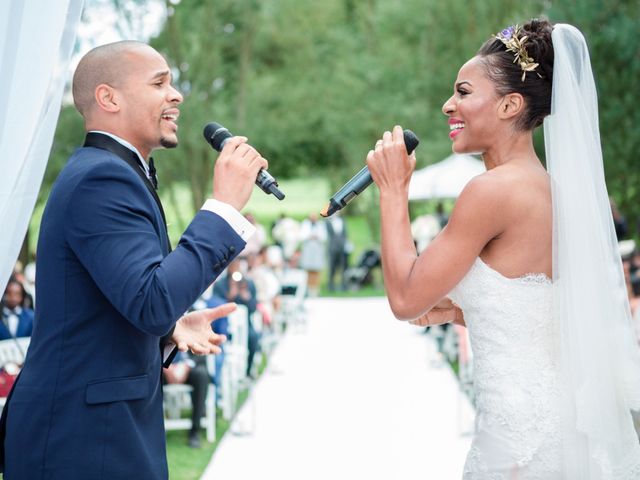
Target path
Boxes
[202,297,474,479]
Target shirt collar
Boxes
[89,131,150,177]
[3,306,21,316]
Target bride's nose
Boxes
[442,96,455,115]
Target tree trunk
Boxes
[236,2,256,130]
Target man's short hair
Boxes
[72,40,147,117]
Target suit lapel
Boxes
[83,133,171,253]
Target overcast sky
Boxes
[72,0,168,68]
[61,0,169,101]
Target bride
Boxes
[366,19,640,478]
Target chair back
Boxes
[227,304,249,350]
[280,268,308,301]
[0,337,29,367]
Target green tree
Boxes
[31,0,638,257]
[547,0,640,233]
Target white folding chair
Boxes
[220,305,249,421]
[163,381,217,443]
[0,337,29,366]
[279,268,308,331]
[163,347,219,443]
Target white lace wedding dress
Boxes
[448,256,563,479]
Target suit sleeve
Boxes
[65,161,245,337]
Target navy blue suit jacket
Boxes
[0,308,34,341]
[1,134,245,479]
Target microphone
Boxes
[320,129,419,217]
[203,122,285,200]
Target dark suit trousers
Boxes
[328,250,346,291]
[187,358,210,434]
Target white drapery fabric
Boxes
[546,24,640,478]
[0,0,84,293]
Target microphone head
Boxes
[403,129,420,154]
[203,122,232,151]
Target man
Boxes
[326,212,349,291]
[213,259,260,379]
[0,41,267,479]
[0,277,34,341]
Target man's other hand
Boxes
[172,303,234,355]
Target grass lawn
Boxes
[166,358,258,480]
[165,391,250,480]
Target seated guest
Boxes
[242,212,267,257]
[214,259,261,379]
[1,276,34,341]
[162,351,210,448]
[247,248,282,326]
[10,264,34,310]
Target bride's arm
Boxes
[367,126,506,320]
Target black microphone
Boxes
[320,129,419,217]
[203,122,285,200]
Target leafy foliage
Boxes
[31,0,640,258]
[548,0,640,227]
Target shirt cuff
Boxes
[201,199,256,242]
[163,343,177,363]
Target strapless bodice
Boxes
[449,257,562,478]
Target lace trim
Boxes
[476,257,552,285]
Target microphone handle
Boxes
[332,165,372,207]
[218,137,285,200]
[329,129,419,210]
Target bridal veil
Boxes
[545,23,640,478]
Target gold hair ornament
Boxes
[494,25,540,82]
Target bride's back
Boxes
[478,160,552,279]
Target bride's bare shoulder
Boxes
[455,169,512,210]
[452,165,548,227]
[460,164,548,206]
[446,172,512,237]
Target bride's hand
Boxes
[366,125,416,194]
[409,297,465,327]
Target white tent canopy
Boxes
[408,154,485,200]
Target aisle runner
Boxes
[202,297,474,480]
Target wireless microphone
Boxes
[203,122,285,200]
[320,129,419,217]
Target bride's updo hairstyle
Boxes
[477,19,554,131]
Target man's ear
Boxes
[94,84,120,113]
[497,93,524,120]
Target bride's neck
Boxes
[481,131,538,170]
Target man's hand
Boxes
[172,303,235,355]
[408,297,465,327]
[212,136,269,211]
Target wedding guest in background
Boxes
[0,276,34,341]
[214,259,261,379]
[326,212,350,292]
[299,214,327,297]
